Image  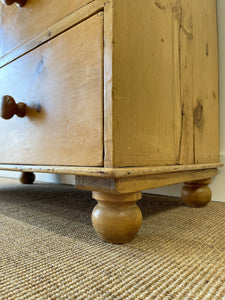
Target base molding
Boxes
[0,163,222,178]
[76,168,218,194]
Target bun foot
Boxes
[20,172,35,184]
[92,192,142,244]
[181,179,212,207]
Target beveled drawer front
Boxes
[0,13,103,166]
[0,0,94,58]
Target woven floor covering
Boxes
[0,178,225,300]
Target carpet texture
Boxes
[0,179,225,299]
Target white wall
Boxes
[1,1,224,201]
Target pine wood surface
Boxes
[0,0,94,59]
[110,0,181,167]
[178,0,194,164]
[114,169,217,194]
[0,13,104,166]
[0,0,219,168]
[103,0,113,167]
[192,0,219,164]
[0,0,105,68]
[103,0,219,168]
[76,169,218,194]
[0,163,222,178]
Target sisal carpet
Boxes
[0,178,225,300]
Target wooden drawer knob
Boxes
[1,0,26,7]
[1,95,26,120]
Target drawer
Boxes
[0,13,104,166]
[0,0,94,58]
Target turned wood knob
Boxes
[1,95,26,120]
[1,0,26,7]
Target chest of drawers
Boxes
[0,0,222,243]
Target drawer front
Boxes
[0,0,94,58]
[0,13,103,166]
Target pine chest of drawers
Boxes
[0,0,222,243]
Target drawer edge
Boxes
[0,0,106,68]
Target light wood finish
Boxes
[76,169,217,194]
[193,0,219,163]
[115,169,217,194]
[103,0,219,167]
[92,192,142,243]
[0,163,222,178]
[109,0,181,167]
[103,0,114,167]
[179,0,194,164]
[182,179,212,207]
[0,0,94,59]
[0,0,105,68]
[19,172,35,184]
[0,13,104,166]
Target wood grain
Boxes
[0,13,104,166]
[192,0,219,163]
[178,0,194,164]
[0,0,105,68]
[110,0,182,167]
[0,0,94,59]
[115,169,217,194]
[103,0,220,168]
[0,163,222,177]
[103,0,114,167]
[76,169,218,194]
